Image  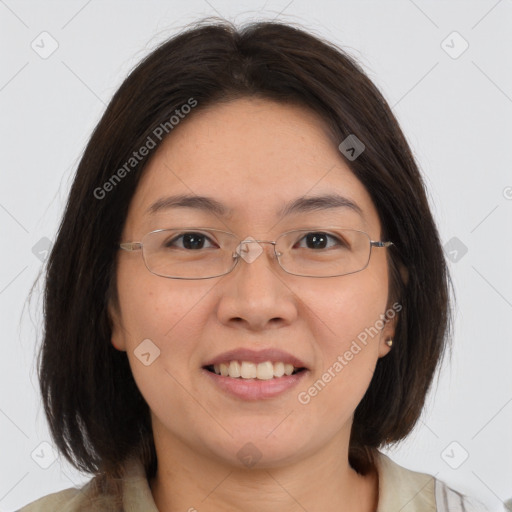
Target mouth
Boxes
[203,361,307,380]
[201,348,309,400]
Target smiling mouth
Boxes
[203,361,307,380]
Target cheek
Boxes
[116,260,210,347]
[114,267,218,413]
[302,269,388,351]
[293,271,388,415]
[115,270,213,421]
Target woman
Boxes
[20,18,491,512]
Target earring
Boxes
[385,339,393,347]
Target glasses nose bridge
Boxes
[234,238,280,266]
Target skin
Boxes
[110,97,396,512]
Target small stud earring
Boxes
[385,339,393,347]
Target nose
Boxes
[216,239,298,331]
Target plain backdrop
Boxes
[1,1,511,511]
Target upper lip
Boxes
[203,348,308,369]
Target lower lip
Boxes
[202,368,308,401]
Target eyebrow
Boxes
[146,193,363,219]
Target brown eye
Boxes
[295,232,346,250]
[164,232,216,250]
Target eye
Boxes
[294,232,348,250]
[163,231,218,250]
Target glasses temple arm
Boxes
[120,242,142,252]
[370,241,394,248]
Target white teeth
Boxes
[284,363,294,376]
[228,360,241,378]
[240,361,257,379]
[210,360,303,379]
[256,361,274,380]
[273,361,285,377]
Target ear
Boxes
[108,300,127,352]
[399,263,409,287]
[378,304,399,358]
[377,261,407,357]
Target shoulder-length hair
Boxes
[37,18,452,487]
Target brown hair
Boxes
[37,17,452,490]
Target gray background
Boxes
[1,1,511,510]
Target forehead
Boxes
[125,98,381,236]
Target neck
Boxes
[148,428,378,512]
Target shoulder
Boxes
[17,456,157,512]
[374,450,497,512]
[16,480,122,512]
[17,485,91,512]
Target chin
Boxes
[203,427,310,469]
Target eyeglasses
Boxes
[119,227,393,279]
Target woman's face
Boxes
[111,97,395,469]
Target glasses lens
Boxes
[276,228,371,277]
[142,229,237,279]
[139,227,372,279]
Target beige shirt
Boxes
[18,451,492,511]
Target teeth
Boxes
[241,361,257,379]
[256,361,274,380]
[209,361,302,379]
[229,361,241,378]
[273,361,285,377]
